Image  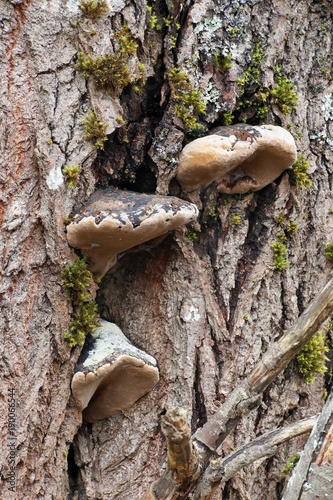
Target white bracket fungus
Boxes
[66,187,199,279]
[71,320,159,423]
[176,124,297,194]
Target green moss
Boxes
[236,41,269,122]
[223,111,234,125]
[283,453,300,475]
[82,110,108,150]
[324,242,333,262]
[229,27,239,39]
[116,116,125,125]
[275,214,285,226]
[76,25,139,91]
[271,241,289,273]
[63,165,81,189]
[207,203,218,220]
[297,332,329,383]
[289,155,312,190]
[277,231,287,243]
[187,230,199,241]
[149,14,162,31]
[78,0,108,21]
[213,53,232,72]
[231,215,241,226]
[62,259,99,347]
[169,68,206,132]
[242,41,265,86]
[236,45,298,121]
[271,68,298,114]
[286,219,298,236]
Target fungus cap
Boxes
[71,320,159,423]
[66,188,199,279]
[176,124,297,194]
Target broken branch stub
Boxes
[66,187,199,279]
[71,320,159,423]
[161,408,200,481]
[176,124,297,194]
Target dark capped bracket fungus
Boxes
[66,187,199,279]
[71,320,159,423]
[176,124,297,194]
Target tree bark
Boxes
[1,0,333,499]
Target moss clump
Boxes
[169,68,206,132]
[236,44,297,122]
[76,25,139,91]
[275,214,285,226]
[271,68,298,115]
[213,53,232,72]
[283,453,300,475]
[231,215,241,226]
[289,155,311,190]
[286,219,298,236]
[187,230,199,241]
[297,332,329,383]
[277,231,287,243]
[82,110,108,150]
[78,0,108,21]
[147,5,162,31]
[240,41,265,87]
[62,259,99,347]
[236,41,269,122]
[271,241,289,273]
[63,165,81,189]
[324,242,333,262]
[223,111,234,125]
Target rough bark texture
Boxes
[1,0,333,499]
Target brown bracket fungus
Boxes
[71,320,159,423]
[176,124,297,194]
[66,187,199,279]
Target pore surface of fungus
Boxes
[71,319,159,423]
[176,123,297,194]
[66,187,199,279]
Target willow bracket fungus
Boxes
[176,123,297,194]
[71,320,159,423]
[66,187,198,279]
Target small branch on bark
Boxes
[195,276,333,452]
[194,416,317,499]
[283,391,333,499]
[161,408,200,481]
[144,277,333,498]
[144,408,201,499]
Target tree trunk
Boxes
[1,0,333,499]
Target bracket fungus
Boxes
[71,320,159,423]
[66,187,199,279]
[176,124,297,194]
